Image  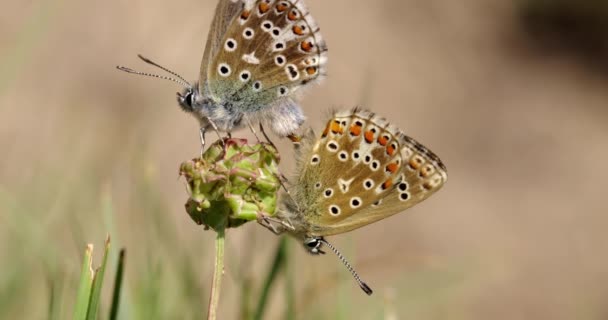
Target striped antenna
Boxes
[319,238,373,295]
[116,54,191,88]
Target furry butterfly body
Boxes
[175,0,327,137]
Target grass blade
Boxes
[73,244,94,320]
[253,236,288,320]
[108,248,126,320]
[86,236,111,320]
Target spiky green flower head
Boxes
[179,138,282,232]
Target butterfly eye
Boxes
[177,90,194,112]
[399,192,410,201]
[324,188,334,198]
[363,179,374,190]
[352,151,360,160]
[310,155,320,165]
[338,151,348,161]
[398,182,408,191]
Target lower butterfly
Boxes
[259,108,448,295]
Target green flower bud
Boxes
[180,139,281,232]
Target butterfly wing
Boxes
[199,0,246,95]
[287,109,447,237]
[202,0,327,134]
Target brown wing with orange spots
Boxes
[291,108,447,237]
[205,0,327,109]
[293,110,405,233]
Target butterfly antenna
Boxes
[319,239,373,295]
[135,54,190,85]
[116,55,191,88]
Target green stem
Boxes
[207,228,226,320]
[253,237,288,320]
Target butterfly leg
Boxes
[246,119,262,143]
[258,215,282,235]
[205,117,225,146]
[198,127,206,158]
[258,123,294,195]
[259,123,277,149]
[257,213,295,235]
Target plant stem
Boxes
[207,227,226,320]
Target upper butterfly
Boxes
[119,0,327,141]
[260,108,447,295]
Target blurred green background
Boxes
[2,0,608,319]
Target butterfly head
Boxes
[303,236,325,255]
[177,85,200,114]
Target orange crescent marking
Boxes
[386,162,399,173]
[276,3,288,12]
[349,124,361,136]
[377,136,388,146]
[288,10,298,21]
[382,179,393,190]
[330,121,343,134]
[409,158,422,170]
[293,25,305,35]
[386,145,395,156]
[300,41,314,52]
[259,3,270,13]
[321,123,330,138]
[240,10,251,19]
[364,131,374,143]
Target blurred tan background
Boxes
[2,0,608,319]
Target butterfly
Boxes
[259,108,448,295]
[118,0,327,145]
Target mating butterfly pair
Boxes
[118,0,447,295]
